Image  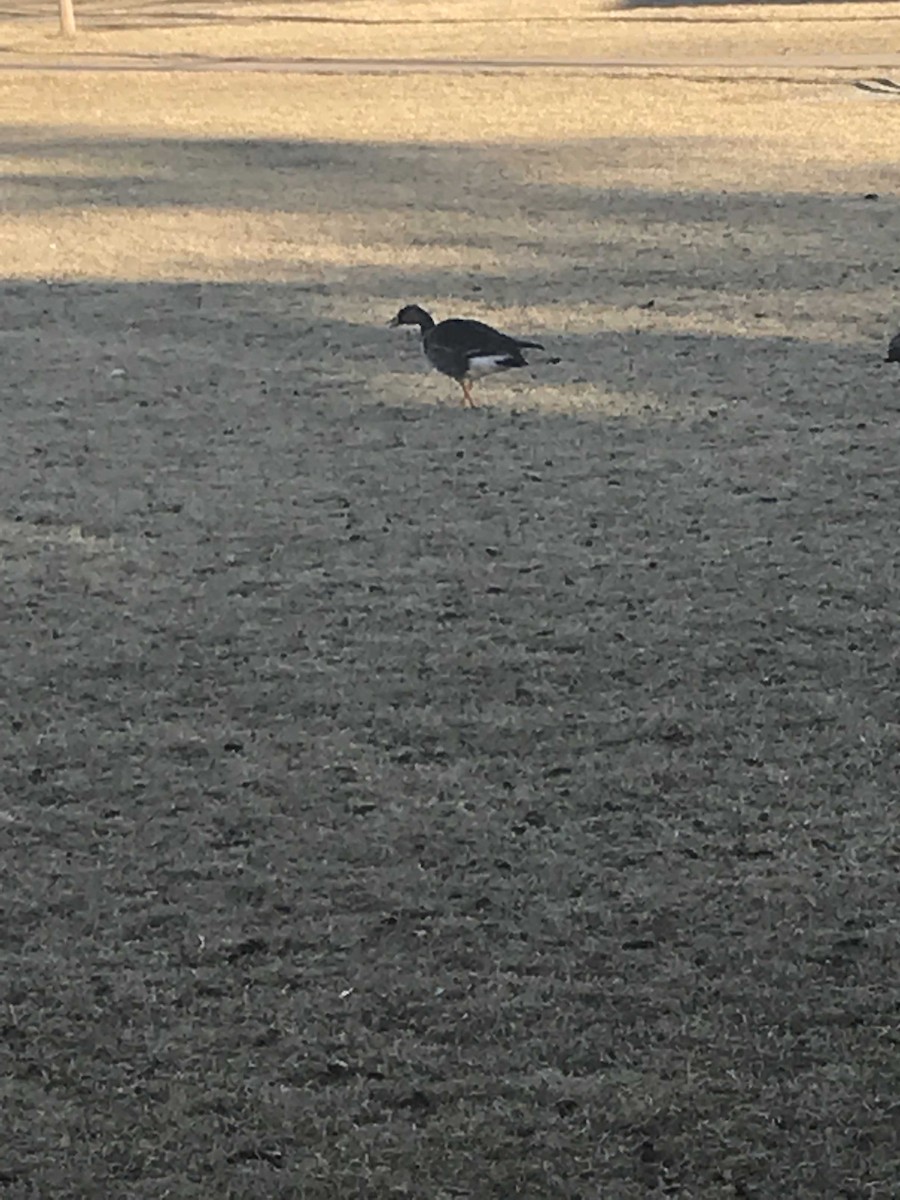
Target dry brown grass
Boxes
[6,0,900,61]
[2,7,900,1199]
[1,58,897,397]
[3,0,899,304]
[1,65,898,274]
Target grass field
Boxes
[8,0,900,61]
[2,3,900,1198]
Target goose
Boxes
[389,304,547,407]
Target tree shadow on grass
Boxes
[3,92,900,1200]
[2,125,898,313]
[2,264,899,1198]
[1,127,897,441]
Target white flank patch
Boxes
[466,354,514,378]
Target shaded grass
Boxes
[2,46,900,1200]
[2,276,899,1196]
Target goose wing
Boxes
[428,318,543,360]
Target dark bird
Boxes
[389,304,547,407]
[886,332,900,364]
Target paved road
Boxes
[2,52,900,75]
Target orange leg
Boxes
[460,379,476,408]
